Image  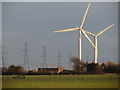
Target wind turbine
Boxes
[53,3,95,62]
[83,24,115,63]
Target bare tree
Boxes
[70,57,86,72]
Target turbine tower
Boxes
[83,24,114,63]
[53,3,95,62]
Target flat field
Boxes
[2,75,118,88]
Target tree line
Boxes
[70,57,119,74]
[2,57,119,75]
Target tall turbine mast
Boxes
[94,36,98,63]
[78,30,81,61]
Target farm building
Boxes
[38,67,63,74]
[28,69,38,73]
[101,62,118,73]
[101,62,117,68]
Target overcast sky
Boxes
[1,0,120,2]
[2,2,118,69]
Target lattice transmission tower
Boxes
[23,43,30,71]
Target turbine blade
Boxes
[81,29,95,48]
[83,29,95,36]
[80,3,91,28]
[75,26,79,28]
[96,24,115,36]
[53,28,79,33]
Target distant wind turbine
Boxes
[84,24,115,63]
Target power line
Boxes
[86,56,89,62]
[43,45,47,68]
[2,46,7,68]
[58,50,62,67]
[23,42,30,71]
[68,52,72,69]
[2,53,5,69]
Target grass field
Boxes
[2,75,118,88]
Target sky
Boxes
[0,3,1,46]
[1,0,120,2]
[2,2,118,69]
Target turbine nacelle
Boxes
[75,26,82,30]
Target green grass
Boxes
[2,75,118,88]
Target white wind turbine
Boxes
[53,3,115,63]
[83,24,115,63]
[53,3,96,62]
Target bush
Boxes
[86,63,103,74]
[7,65,24,74]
